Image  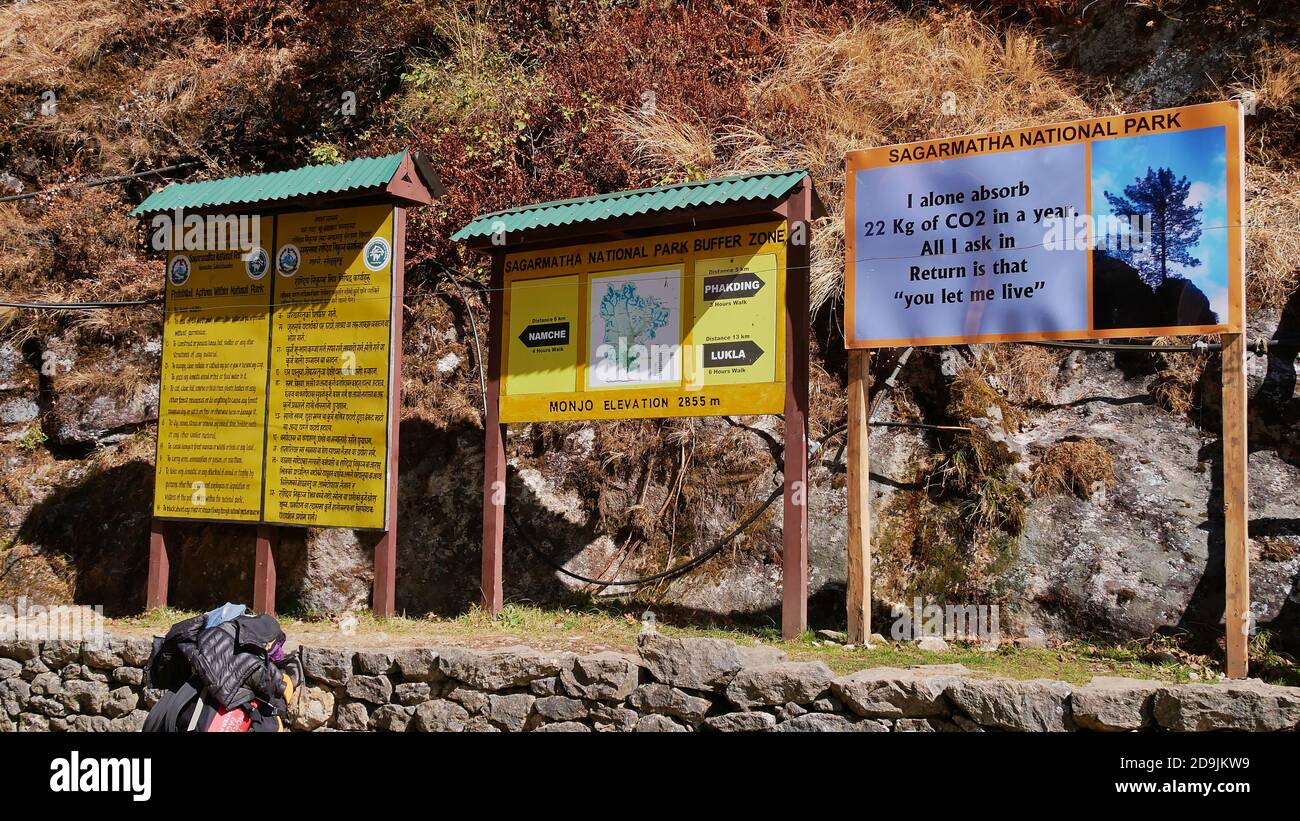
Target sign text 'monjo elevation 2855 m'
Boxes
[845,101,1245,347]
[154,204,398,529]
[500,222,789,423]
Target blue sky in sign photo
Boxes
[1091,125,1230,322]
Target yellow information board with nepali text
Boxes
[152,206,397,529]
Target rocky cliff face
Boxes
[0,0,1295,654]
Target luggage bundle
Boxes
[143,605,301,732]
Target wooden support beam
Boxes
[1221,331,1250,678]
[480,253,507,616]
[146,518,171,611]
[781,183,811,641]
[253,524,277,615]
[846,348,871,645]
[373,207,406,618]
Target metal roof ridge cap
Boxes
[468,167,808,221]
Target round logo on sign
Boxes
[244,246,269,280]
[168,255,191,287]
[363,237,391,271]
[276,244,300,277]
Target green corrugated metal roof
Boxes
[452,169,810,243]
[129,152,408,216]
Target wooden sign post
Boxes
[135,152,440,616]
[846,348,871,644]
[456,171,823,641]
[844,102,1250,674]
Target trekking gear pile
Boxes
[143,604,301,732]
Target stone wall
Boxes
[2,633,1298,732]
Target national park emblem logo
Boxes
[245,246,269,280]
[168,255,191,287]
[363,236,391,271]
[277,244,301,277]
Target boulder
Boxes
[532,721,592,732]
[438,646,569,691]
[394,648,442,683]
[354,651,395,676]
[333,701,369,731]
[627,683,712,722]
[289,686,334,732]
[486,693,535,732]
[775,713,865,732]
[444,684,489,715]
[42,640,82,670]
[704,711,776,732]
[945,678,1073,732]
[1071,677,1160,731]
[344,675,393,705]
[61,679,110,715]
[108,709,149,733]
[370,704,414,732]
[103,686,139,719]
[589,702,639,732]
[302,647,353,687]
[832,665,968,718]
[118,638,153,668]
[533,695,588,722]
[635,714,688,732]
[412,700,469,732]
[394,682,433,706]
[82,643,124,670]
[0,678,30,716]
[1154,680,1300,732]
[0,640,39,662]
[0,659,20,681]
[638,633,784,691]
[725,661,834,709]
[112,667,144,687]
[560,651,639,701]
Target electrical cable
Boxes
[0,162,198,204]
[0,298,162,309]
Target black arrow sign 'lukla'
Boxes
[702,271,765,301]
[519,321,570,348]
[703,340,764,368]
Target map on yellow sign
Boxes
[500,222,788,422]
[152,206,397,529]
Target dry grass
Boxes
[1257,537,1298,563]
[947,366,1024,431]
[971,343,1065,406]
[1149,338,1213,416]
[1031,439,1116,499]
[612,109,716,183]
[1245,164,1300,312]
[611,10,1095,313]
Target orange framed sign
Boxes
[499,222,789,422]
[844,101,1245,348]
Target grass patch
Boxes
[1031,439,1116,499]
[107,603,1262,684]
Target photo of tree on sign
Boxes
[1091,126,1229,330]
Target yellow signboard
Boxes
[506,273,580,395]
[500,222,788,422]
[154,218,273,521]
[264,205,396,530]
[151,206,396,529]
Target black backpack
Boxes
[143,613,300,732]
